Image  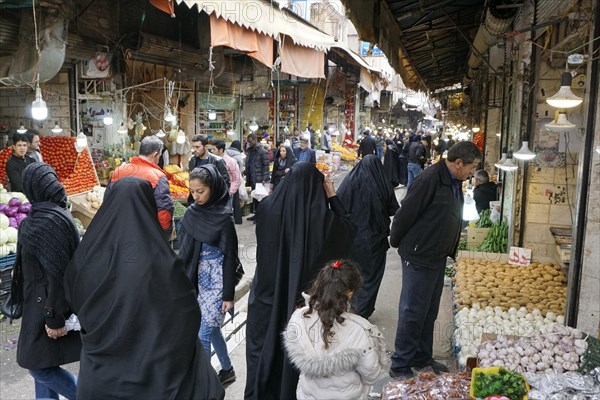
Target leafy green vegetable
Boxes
[173,201,187,219]
[472,368,527,400]
[476,209,493,228]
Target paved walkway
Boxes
[0,184,455,399]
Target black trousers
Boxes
[390,258,445,370]
[232,191,242,224]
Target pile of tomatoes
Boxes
[0,147,13,187]
[40,136,99,195]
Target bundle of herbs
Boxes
[472,367,528,400]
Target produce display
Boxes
[471,367,529,400]
[163,164,189,200]
[382,371,472,399]
[41,136,99,195]
[331,142,357,162]
[453,260,567,315]
[478,325,588,373]
[0,187,31,255]
[84,186,106,210]
[477,220,509,253]
[476,209,494,228]
[173,201,187,219]
[0,148,13,187]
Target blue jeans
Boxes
[390,259,445,371]
[29,367,77,400]
[199,323,232,371]
[377,146,383,160]
[407,162,422,189]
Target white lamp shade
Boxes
[463,195,480,221]
[501,156,518,171]
[472,125,481,133]
[494,153,508,169]
[208,111,217,120]
[546,72,583,108]
[31,87,48,120]
[513,141,537,161]
[51,122,63,133]
[545,113,576,132]
[249,118,259,132]
[75,132,87,152]
[103,114,113,125]
[176,129,186,144]
[17,124,27,134]
[226,129,236,136]
[156,129,166,138]
[117,123,128,134]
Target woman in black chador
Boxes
[244,162,356,400]
[17,163,80,400]
[64,177,224,400]
[337,154,399,319]
[383,139,401,188]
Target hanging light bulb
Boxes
[103,112,113,125]
[472,125,480,133]
[156,129,166,138]
[164,107,176,122]
[176,128,186,144]
[249,117,259,132]
[546,72,583,108]
[51,121,63,133]
[513,141,537,161]
[74,130,87,152]
[502,153,518,171]
[495,152,508,170]
[208,110,217,120]
[117,122,128,134]
[545,112,576,132]
[17,123,27,134]
[31,85,48,120]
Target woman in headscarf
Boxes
[178,164,239,386]
[383,139,401,188]
[16,163,81,400]
[337,154,399,319]
[270,143,297,189]
[64,177,224,400]
[244,162,357,400]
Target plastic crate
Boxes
[0,254,16,271]
[579,335,600,374]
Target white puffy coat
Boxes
[283,304,386,400]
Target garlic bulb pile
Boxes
[478,324,587,373]
[454,303,566,365]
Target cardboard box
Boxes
[467,227,490,246]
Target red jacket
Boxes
[108,156,174,235]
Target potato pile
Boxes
[453,260,567,316]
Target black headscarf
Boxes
[274,145,297,168]
[245,162,356,400]
[178,164,238,300]
[338,154,399,249]
[230,140,242,152]
[383,139,401,187]
[19,163,79,280]
[64,177,224,400]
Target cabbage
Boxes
[6,243,16,253]
[0,244,10,257]
[4,226,17,243]
[8,217,17,229]
[8,197,21,208]
[0,214,8,230]
[0,203,8,213]
[10,192,28,203]
[0,193,11,204]
[15,213,28,226]
[0,229,7,245]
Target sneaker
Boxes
[218,368,236,385]
[389,368,413,379]
[247,215,256,221]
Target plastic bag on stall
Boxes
[490,204,501,224]
[238,177,249,201]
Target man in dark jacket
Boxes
[388,141,481,378]
[6,132,35,192]
[473,169,498,214]
[407,135,426,188]
[245,133,270,221]
[357,129,377,159]
[188,134,230,187]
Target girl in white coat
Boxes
[283,259,386,400]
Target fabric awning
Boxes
[279,36,325,79]
[176,0,338,51]
[209,14,274,68]
[332,44,380,74]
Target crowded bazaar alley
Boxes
[1,0,600,399]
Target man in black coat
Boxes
[187,134,229,205]
[245,133,271,221]
[388,141,481,378]
[6,132,35,192]
[357,129,377,159]
[473,169,499,213]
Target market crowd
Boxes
[4,126,482,399]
